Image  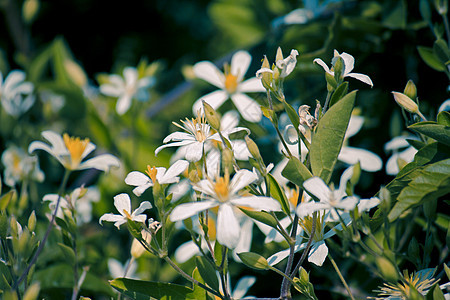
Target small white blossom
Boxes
[1,145,44,186]
[0,70,35,117]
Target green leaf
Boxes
[57,243,75,265]
[0,190,15,211]
[382,0,407,29]
[237,252,269,270]
[213,241,223,267]
[195,256,219,291]
[310,90,356,183]
[329,82,349,108]
[281,156,313,187]
[283,100,300,129]
[437,111,450,126]
[389,159,450,221]
[433,39,450,65]
[110,278,194,300]
[418,46,446,71]
[267,173,291,215]
[191,268,208,300]
[425,283,446,300]
[239,208,278,229]
[409,121,450,147]
[420,0,432,23]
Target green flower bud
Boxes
[403,80,417,100]
[276,47,284,62]
[332,56,345,82]
[22,0,39,24]
[221,148,234,175]
[28,211,36,232]
[245,136,261,160]
[64,59,87,87]
[392,92,419,114]
[202,100,221,130]
[237,252,269,270]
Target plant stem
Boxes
[280,214,299,299]
[290,214,316,279]
[322,91,332,113]
[275,126,293,157]
[328,253,355,300]
[13,169,71,289]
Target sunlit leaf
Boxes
[110,278,194,300]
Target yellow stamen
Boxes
[207,217,217,241]
[299,212,324,242]
[224,73,238,94]
[63,133,90,169]
[123,209,132,219]
[288,187,300,207]
[145,165,158,183]
[213,171,230,202]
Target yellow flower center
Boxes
[123,209,132,219]
[207,217,217,241]
[223,63,239,94]
[288,187,300,207]
[175,112,210,143]
[213,172,230,202]
[299,212,324,242]
[145,165,158,183]
[63,133,90,169]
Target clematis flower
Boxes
[170,169,281,249]
[267,210,351,267]
[28,130,120,172]
[0,70,35,117]
[99,67,154,115]
[256,48,299,80]
[99,193,151,229]
[314,50,373,87]
[155,113,222,162]
[1,145,44,187]
[125,159,189,196]
[192,51,265,122]
[384,135,418,175]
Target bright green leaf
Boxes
[418,46,446,71]
[110,278,194,300]
[310,90,356,183]
[267,173,291,215]
[237,252,269,270]
[281,156,313,187]
[409,121,450,147]
[239,208,278,229]
[329,82,349,108]
[195,256,219,291]
[437,111,450,126]
[283,100,300,130]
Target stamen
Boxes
[213,171,230,202]
[63,133,90,169]
[145,166,158,183]
[123,209,132,219]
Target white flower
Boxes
[314,50,373,87]
[338,115,383,172]
[125,160,189,196]
[155,113,222,162]
[43,187,100,224]
[108,258,138,279]
[1,145,44,187]
[0,70,35,117]
[100,67,154,115]
[192,51,265,122]
[439,99,450,112]
[276,49,299,78]
[268,210,351,267]
[170,169,281,249]
[384,135,418,175]
[99,193,151,229]
[28,130,120,171]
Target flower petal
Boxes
[193,61,225,89]
[231,196,281,211]
[338,147,382,172]
[345,115,364,139]
[232,276,256,299]
[170,200,217,221]
[125,171,150,186]
[155,140,194,156]
[296,201,329,218]
[116,94,132,115]
[358,197,380,212]
[159,160,189,184]
[229,169,257,195]
[174,240,200,263]
[384,136,410,151]
[231,140,251,161]
[308,241,328,266]
[132,201,152,216]
[79,154,120,172]
[216,203,240,249]
[99,213,126,229]
[346,72,373,87]
[221,110,240,130]
[192,90,229,116]
[42,131,67,154]
[231,51,252,82]
[132,183,153,197]
[268,243,306,266]
[230,93,262,122]
[237,77,265,93]
[313,58,331,74]
[339,52,355,75]
[113,193,131,216]
[184,142,204,162]
[303,177,331,202]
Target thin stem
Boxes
[322,91,332,113]
[280,214,299,299]
[416,110,428,122]
[275,126,292,157]
[71,241,79,300]
[442,13,450,48]
[268,265,297,286]
[267,91,274,110]
[290,214,316,279]
[328,253,355,300]
[13,170,71,289]
[163,256,224,299]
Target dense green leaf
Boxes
[281,156,313,187]
[310,90,356,183]
[195,256,219,291]
[239,208,278,229]
[418,46,446,71]
[110,278,194,300]
[191,268,208,300]
[433,39,450,65]
[283,100,300,130]
[409,121,450,147]
[329,82,348,108]
[437,111,450,126]
[267,173,291,215]
[57,243,76,265]
[389,159,450,221]
[425,283,446,300]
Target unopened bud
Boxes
[325,72,337,91]
[131,230,152,258]
[202,101,221,130]
[403,80,417,100]
[237,252,269,270]
[245,136,261,160]
[22,0,39,24]
[332,56,345,82]
[276,47,284,62]
[222,148,234,174]
[23,282,40,300]
[64,59,87,87]
[28,211,36,232]
[392,92,419,113]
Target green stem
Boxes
[13,169,71,289]
[290,214,316,279]
[280,214,299,299]
[328,253,355,300]
[275,126,293,157]
[322,91,332,113]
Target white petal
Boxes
[42,131,67,154]
[339,52,355,74]
[232,276,256,299]
[229,169,257,195]
[132,201,152,216]
[123,67,138,88]
[163,132,195,143]
[384,136,410,151]
[174,241,200,263]
[132,183,153,197]
[193,61,225,89]
[296,201,329,218]
[79,154,120,172]
[155,140,194,156]
[28,141,54,156]
[113,193,131,216]
[231,196,281,211]
[358,197,380,212]
[4,70,26,92]
[231,51,252,82]
[346,72,373,87]
[221,110,240,130]
[231,93,262,122]
[184,142,204,162]
[303,177,331,202]
[345,116,364,139]
[308,241,328,266]
[216,203,240,249]
[338,147,382,172]
[234,218,253,255]
[193,180,216,197]
[80,142,96,160]
[116,94,132,115]
[192,90,229,116]
[313,58,332,74]
[336,196,358,211]
[268,243,305,266]
[231,140,251,161]
[99,213,125,227]
[100,84,122,97]
[125,171,151,186]
[132,214,148,223]
[255,67,273,79]
[167,179,191,202]
[159,160,189,184]
[237,77,265,93]
[170,200,217,221]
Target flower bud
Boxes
[237,252,269,270]
[403,80,417,100]
[245,136,261,161]
[64,59,87,87]
[131,230,152,258]
[325,72,337,92]
[22,0,39,24]
[202,100,221,130]
[332,56,345,82]
[28,210,36,232]
[276,47,284,62]
[221,148,234,175]
[392,92,419,113]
